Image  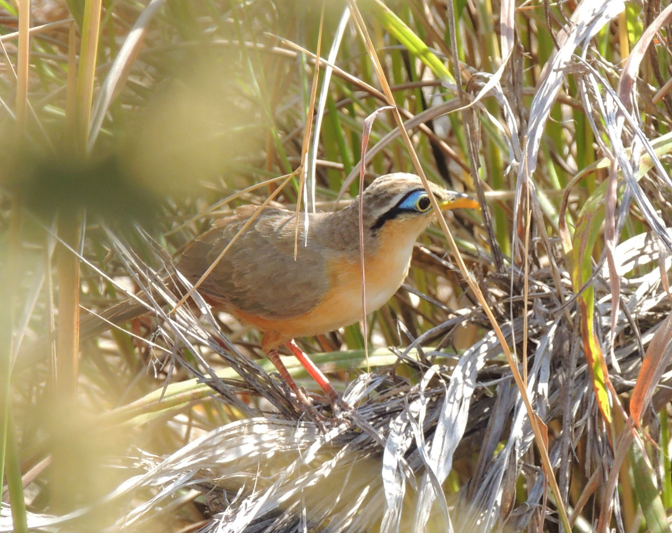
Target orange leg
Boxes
[285,340,338,401]
[266,348,302,395]
[266,348,329,428]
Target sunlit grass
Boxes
[1,0,672,531]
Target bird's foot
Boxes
[330,396,353,418]
[296,390,354,431]
[292,387,329,431]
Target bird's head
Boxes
[360,173,479,235]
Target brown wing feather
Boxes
[177,207,329,320]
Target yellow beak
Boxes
[439,192,480,211]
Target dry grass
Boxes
[1,0,672,532]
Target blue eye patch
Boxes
[370,189,432,231]
[398,190,430,211]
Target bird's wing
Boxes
[177,206,329,319]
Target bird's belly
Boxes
[234,240,415,348]
[290,243,414,336]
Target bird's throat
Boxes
[361,221,420,312]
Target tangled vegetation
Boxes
[1,0,672,531]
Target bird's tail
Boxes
[16,287,171,372]
[78,294,156,342]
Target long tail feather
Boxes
[17,292,160,372]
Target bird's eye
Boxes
[416,195,431,212]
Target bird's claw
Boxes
[299,392,354,431]
[331,396,353,418]
[288,386,328,430]
[282,382,353,432]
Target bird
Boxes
[77,172,479,416]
